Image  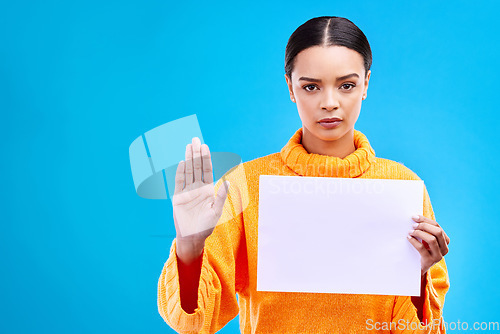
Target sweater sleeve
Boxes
[391,295,431,333]
[390,185,450,333]
[157,173,249,333]
[418,185,450,331]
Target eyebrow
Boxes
[298,73,360,82]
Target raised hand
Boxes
[172,137,230,264]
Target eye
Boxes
[302,84,318,92]
[340,83,356,91]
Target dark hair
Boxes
[285,16,372,79]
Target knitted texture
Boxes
[158,128,450,333]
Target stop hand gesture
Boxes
[173,137,230,265]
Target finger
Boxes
[174,160,185,194]
[441,239,449,256]
[213,181,230,219]
[185,143,194,186]
[412,214,439,227]
[407,235,432,261]
[413,223,450,255]
[192,137,202,182]
[412,222,441,237]
[437,230,450,255]
[413,222,449,256]
[201,144,214,184]
[412,222,446,253]
[410,229,443,260]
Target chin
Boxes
[318,133,345,142]
[312,130,345,142]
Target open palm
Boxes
[172,137,229,244]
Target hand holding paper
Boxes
[408,214,450,275]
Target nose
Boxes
[321,89,340,111]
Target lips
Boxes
[319,117,342,122]
[318,117,342,129]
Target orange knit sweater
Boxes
[157,128,450,333]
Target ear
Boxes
[284,73,296,103]
[362,70,371,100]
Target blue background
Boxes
[1,1,499,333]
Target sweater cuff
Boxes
[421,270,444,330]
[157,239,216,333]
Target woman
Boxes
[158,16,450,333]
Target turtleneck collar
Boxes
[280,128,376,178]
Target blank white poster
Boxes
[257,175,424,296]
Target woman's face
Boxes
[285,45,370,143]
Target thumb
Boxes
[213,180,230,218]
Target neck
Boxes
[301,126,356,158]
